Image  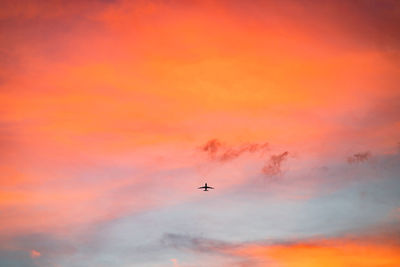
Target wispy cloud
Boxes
[161,233,233,253]
[219,143,269,162]
[347,151,371,164]
[200,139,293,178]
[161,220,400,267]
[262,151,289,176]
[200,139,269,162]
[201,139,224,159]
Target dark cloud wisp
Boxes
[262,151,289,176]
[200,139,269,162]
[347,151,371,164]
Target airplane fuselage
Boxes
[198,182,214,191]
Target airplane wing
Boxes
[198,186,206,189]
[208,186,214,189]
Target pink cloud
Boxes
[30,249,41,258]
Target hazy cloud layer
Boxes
[160,219,400,267]
[1,0,400,266]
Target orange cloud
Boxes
[30,249,41,258]
[229,239,400,267]
[1,0,398,152]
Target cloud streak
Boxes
[347,151,371,164]
[201,139,269,162]
[161,223,400,267]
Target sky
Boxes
[0,0,400,266]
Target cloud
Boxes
[161,234,252,266]
[200,139,293,178]
[201,139,223,159]
[0,0,399,265]
[200,139,269,162]
[161,233,233,253]
[161,222,400,267]
[262,151,289,176]
[229,239,400,267]
[30,249,40,258]
[347,152,371,164]
[219,143,269,162]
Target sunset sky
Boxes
[1,0,400,266]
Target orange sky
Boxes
[0,0,399,266]
[227,238,400,267]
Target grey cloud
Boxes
[161,233,234,253]
[347,151,371,164]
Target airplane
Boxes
[198,183,214,191]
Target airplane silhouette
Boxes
[198,183,214,191]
